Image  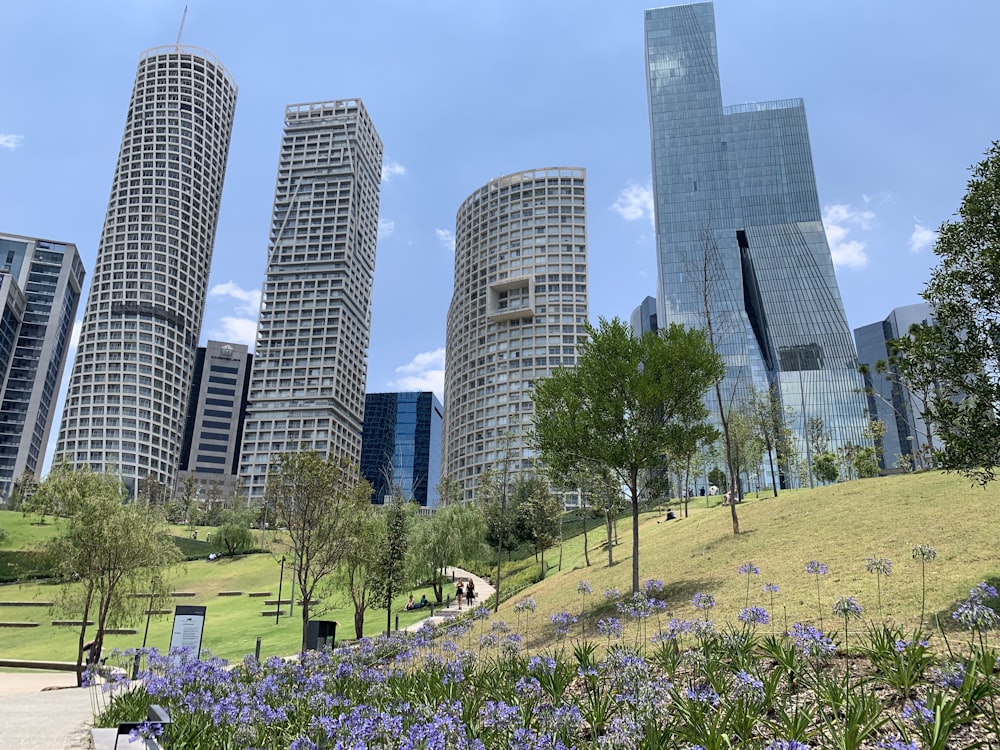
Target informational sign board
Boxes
[169,605,206,656]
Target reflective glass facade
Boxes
[0,235,84,500]
[854,304,939,470]
[238,100,383,499]
[444,168,589,502]
[361,392,443,507]
[645,3,869,485]
[55,46,237,495]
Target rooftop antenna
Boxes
[175,5,188,50]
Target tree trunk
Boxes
[605,509,613,567]
[767,444,779,497]
[716,381,740,535]
[582,503,590,567]
[74,584,95,687]
[300,601,311,653]
[630,467,641,594]
[354,607,365,639]
[540,547,546,580]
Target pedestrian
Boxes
[455,580,464,609]
[465,579,475,606]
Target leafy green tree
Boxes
[409,497,485,603]
[37,464,181,684]
[532,317,724,594]
[8,471,38,512]
[478,460,518,610]
[748,385,793,496]
[515,475,562,579]
[212,508,256,556]
[266,451,372,650]
[728,401,765,498]
[707,466,726,492]
[903,143,1000,484]
[338,503,381,638]
[813,451,840,484]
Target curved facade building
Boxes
[55,45,237,494]
[444,167,588,502]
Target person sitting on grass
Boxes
[404,594,415,610]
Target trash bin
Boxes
[306,620,338,650]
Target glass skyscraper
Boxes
[238,100,383,500]
[55,45,237,494]
[855,304,939,471]
[361,392,443,508]
[645,3,868,486]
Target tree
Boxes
[375,494,411,633]
[409,497,485,604]
[8,471,38,512]
[902,143,1000,484]
[338,503,382,638]
[813,452,840,484]
[266,451,372,650]
[748,385,793,496]
[532,317,724,594]
[212,508,256,556]
[478,461,517,611]
[37,464,180,684]
[515,475,562,579]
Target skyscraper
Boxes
[176,340,252,501]
[443,167,589,502]
[55,45,237,494]
[361,391,443,508]
[645,3,868,486]
[238,100,383,500]
[855,303,939,471]
[0,234,84,501]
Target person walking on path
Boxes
[455,580,464,609]
[465,579,475,606]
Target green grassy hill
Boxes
[0,471,996,664]
[505,471,1000,648]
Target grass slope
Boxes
[503,471,1000,648]
[0,471,995,664]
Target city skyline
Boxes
[2,2,996,474]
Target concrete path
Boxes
[0,673,93,749]
[404,567,496,631]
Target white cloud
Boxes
[378,218,395,239]
[612,181,655,226]
[909,220,937,253]
[388,347,445,401]
[381,160,407,184]
[209,281,261,316]
[0,134,23,150]
[823,203,875,269]
[435,228,455,252]
[212,316,259,348]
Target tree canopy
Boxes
[532,317,723,593]
[895,143,1000,485]
[266,451,372,650]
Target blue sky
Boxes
[2,1,998,472]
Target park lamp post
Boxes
[276,556,285,625]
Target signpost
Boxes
[169,605,206,656]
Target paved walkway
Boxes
[404,567,496,631]
[0,673,92,749]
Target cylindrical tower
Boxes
[55,45,237,495]
[443,167,589,502]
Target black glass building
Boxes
[361,392,443,507]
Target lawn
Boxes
[1,470,997,665]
